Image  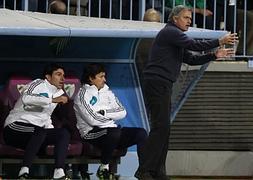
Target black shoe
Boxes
[134,170,155,180]
[96,168,117,180]
[153,174,170,180]
[18,173,29,180]
[80,171,92,180]
[53,176,71,180]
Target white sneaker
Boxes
[53,168,65,179]
[18,166,29,177]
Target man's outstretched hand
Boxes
[219,32,238,46]
[215,48,235,59]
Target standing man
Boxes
[135,5,238,180]
[74,63,147,180]
[3,63,70,179]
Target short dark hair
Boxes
[49,0,66,14]
[43,63,65,78]
[168,5,191,22]
[81,63,106,84]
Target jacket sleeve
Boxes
[104,90,127,121]
[21,80,52,106]
[74,89,113,127]
[163,26,220,51]
[183,50,216,65]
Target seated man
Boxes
[49,0,67,14]
[48,0,88,15]
[37,0,67,14]
[74,63,147,179]
[3,63,70,180]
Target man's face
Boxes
[46,68,65,89]
[174,9,192,31]
[90,72,106,90]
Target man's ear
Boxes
[173,16,177,23]
[45,74,51,81]
[89,76,94,83]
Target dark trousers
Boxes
[3,122,70,169]
[138,79,172,176]
[84,127,147,165]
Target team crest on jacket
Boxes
[17,84,27,94]
[90,96,97,105]
[64,84,75,98]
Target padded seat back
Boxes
[63,76,81,100]
[0,75,32,108]
[0,76,32,127]
[52,76,81,141]
[0,76,31,149]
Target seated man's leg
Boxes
[84,127,121,179]
[44,128,70,178]
[86,127,121,164]
[3,122,40,150]
[116,127,149,178]
[3,122,47,178]
[116,127,147,160]
[22,127,47,167]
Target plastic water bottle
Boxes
[66,164,73,179]
[229,0,235,6]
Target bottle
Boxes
[66,164,73,179]
[229,0,235,6]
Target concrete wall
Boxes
[166,150,253,177]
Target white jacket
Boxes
[74,84,127,138]
[4,79,64,128]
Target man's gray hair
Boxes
[168,5,191,22]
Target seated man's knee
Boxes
[59,128,71,141]
[34,127,47,136]
[107,128,121,143]
[137,128,148,141]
